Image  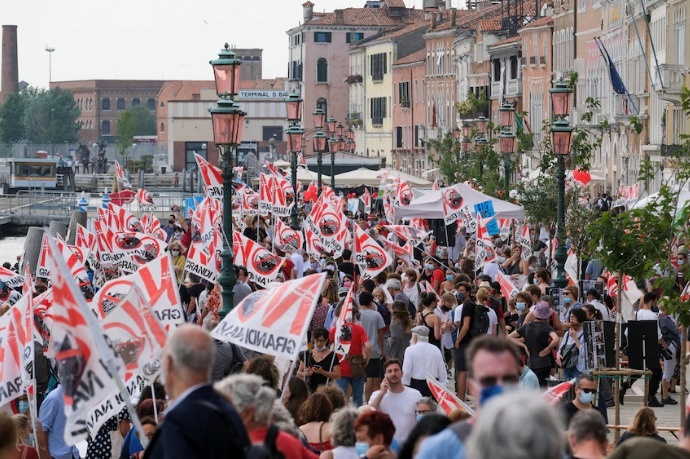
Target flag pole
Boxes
[150,382,159,425]
[106,359,150,448]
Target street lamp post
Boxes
[313,109,326,192]
[45,46,55,83]
[328,136,338,189]
[209,44,245,318]
[499,102,517,190]
[550,80,574,289]
[285,93,304,230]
[475,135,489,178]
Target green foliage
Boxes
[0,87,81,143]
[134,154,154,173]
[115,110,137,161]
[0,92,25,141]
[128,105,157,136]
[455,89,488,118]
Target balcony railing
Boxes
[506,79,521,96]
[656,64,685,103]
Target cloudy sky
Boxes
[4,0,381,88]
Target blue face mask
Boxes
[564,297,572,304]
[516,302,526,311]
[446,275,454,281]
[579,391,595,404]
[416,414,424,423]
[355,442,370,456]
[458,292,466,302]
[18,400,29,414]
[480,385,504,406]
[26,434,34,447]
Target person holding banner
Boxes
[145,325,250,458]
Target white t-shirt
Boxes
[590,299,611,321]
[290,252,304,279]
[486,306,498,336]
[403,283,420,309]
[482,262,500,281]
[370,387,422,444]
[635,308,662,340]
[434,306,454,349]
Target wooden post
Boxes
[66,210,87,245]
[681,325,688,427]
[614,271,623,443]
[22,227,44,277]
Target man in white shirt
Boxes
[370,359,423,445]
[401,326,447,396]
[287,246,304,279]
[586,288,611,321]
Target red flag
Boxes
[137,188,154,210]
[387,225,431,244]
[194,152,224,199]
[542,378,576,406]
[427,375,476,416]
[114,161,132,189]
[362,189,371,213]
[275,219,304,252]
[495,272,519,300]
[233,232,285,289]
[396,180,414,206]
[432,178,439,190]
[333,285,356,361]
[354,226,393,280]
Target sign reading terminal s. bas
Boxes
[237,90,288,100]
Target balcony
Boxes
[491,79,522,98]
[613,94,640,120]
[656,64,686,103]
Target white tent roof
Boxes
[523,169,606,183]
[332,167,432,187]
[272,159,291,168]
[394,183,526,221]
[631,189,690,211]
[252,167,329,185]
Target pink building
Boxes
[287,0,424,154]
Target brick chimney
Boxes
[334,9,344,24]
[450,8,457,26]
[1,25,18,105]
[430,13,437,30]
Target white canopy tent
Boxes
[631,189,690,212]
[332,167,432,187]
[523,169,606,183]
[394,183,526,221]
[252,167,330,185]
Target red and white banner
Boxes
[274,219,304,252]
[387,225,430,244]
[382,239,418,268]
[475,215,497,268]
[44,238,122,444]
[0,265,23,289]
[233,232,285,289]
[38,235,94,299]
[442,185,466,226]
[108,232,168,274]
[432,178,439,191]
[211,273,327,360]
[396,180,414,206]
[272,177,295,217]
[242,188,260,215]
[543,378,576,406]
[194,152,224,199]
[7,294,36,399]
[0,313,21,406]
[362,189,371,214]
[137,188,154,211]
[185,201,221,284]
[114,161,132,189]
[108,203,143,233]
[498,219,511,242]
[354,226,392,280]
[495,272,519,300]
[333,285,356,361]
[258,173,274,215]
[90,254,183,330]
[515,224,533,261]
[427,375,476,416]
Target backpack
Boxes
[246,425,285,459]
[469,304,490,338]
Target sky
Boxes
[3,0,376,88]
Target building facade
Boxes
[50,80,164,144]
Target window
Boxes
[510,57,518,79]
[398,81,410,108]
[317,58,328,82]
[370,53,387,81]
[116,98,125,110]
[101,120,110,135]
[263,126,284,141]
[101,98,111,111]
[346,32,364,43]
[290,61,303,81]
[316,97,328,117]
[396,126,403,148]
[314,32,332,43]
[293,34,301,46]
[132,98,140,106]
[370,97,387,125]
[160,122,165,133]
[147,99,155,111]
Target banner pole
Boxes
[280,359,298,402]
[106,359,150,449]
[150,382,159,425]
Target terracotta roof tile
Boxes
[366,21,428,44]
[307,7,425,27]
[239,78,287,90]
[302,1,314,6]
[394,48,427,65]
[490,35,522,46]
[385,0,407,7]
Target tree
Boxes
[128,104,157,136]
[22,87,81,143]
[115,110,137,165]
[0,92,26,141]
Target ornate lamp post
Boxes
[209,44,245,318]
[285,93,304,230]
[328,136,338,188]
[550,80,574,289]
[475,135,489,178]
[313,109,327,192]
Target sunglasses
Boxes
[579,387,597,394]
[477,374,520,386]
[415,410,433,415]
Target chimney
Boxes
[451,8,457,26]
[430,13,437,30]
[1,25,18,105]
[335,9,344,24]
[303,1,314,23]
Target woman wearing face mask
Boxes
[354,411,396,459]
[416,292,442,350]
[168,242,186,284]
[10,414,38,459]
[401,269,421,310]
[557,308,587,379]
[514,292,533,328]
[561,285,582,326]
[297,328,341,393]
[436,293,457,365]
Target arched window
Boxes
[117,98,125,110]
[160,122,165,133]
[316,97,328,117]
[317,58,328,82]
[102,120,111,135]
